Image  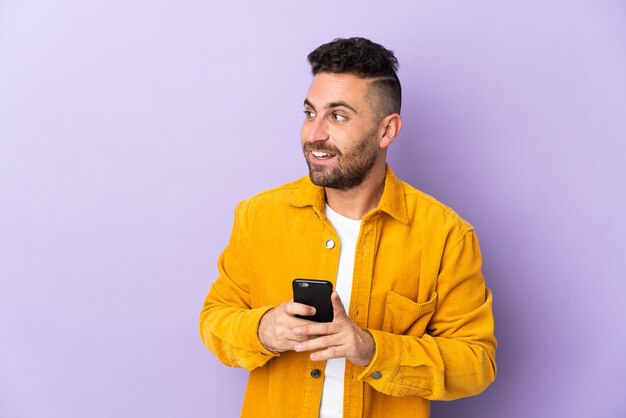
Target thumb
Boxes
[331,291,348,321]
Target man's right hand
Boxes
[258,301,316,353]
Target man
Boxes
[200,37,496,418]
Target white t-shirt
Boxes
[319,204,361,418]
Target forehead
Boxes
[305,73,371,110]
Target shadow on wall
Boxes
[388,86,529,418]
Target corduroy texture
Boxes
[199,166,496,418]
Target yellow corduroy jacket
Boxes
[200,166,496,418]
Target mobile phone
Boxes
[292,279,334,322]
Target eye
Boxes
[303,110,316,119]
[331,113,347,122]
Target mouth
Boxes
[311,150,336,160]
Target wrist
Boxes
[353,328,376,367]
[257,311,271,350]
[363,329,376,365]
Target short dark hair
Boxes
[307,37,402,117]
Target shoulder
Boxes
[399,180,475,237]
[234,176,312,214]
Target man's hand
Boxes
[293,292,376,367]
[258,300,316,353]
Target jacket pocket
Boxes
[382,291,437,336]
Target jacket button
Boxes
[325,239,335,249]
[310,369,321,378]
[371,371,382,379]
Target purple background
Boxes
[1,1,625,417]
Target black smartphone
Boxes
[292,279,334,322]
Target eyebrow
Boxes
[303,99,358,114]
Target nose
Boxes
[302,116,329,143]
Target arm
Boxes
[199,201,318,370]
[360,229,497,399]
[199,201,278,370]
[295,229,496,400]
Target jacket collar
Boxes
[287,165,409,224]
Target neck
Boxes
[325,162,386,220]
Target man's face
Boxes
[301,73,383,190]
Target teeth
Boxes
[312,151,332,158]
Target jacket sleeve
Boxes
[199,200,279,370]
[358,229,497,400]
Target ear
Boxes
[379,113,402,149]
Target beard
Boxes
[302,128,379,191]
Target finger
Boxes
[283,333,311,343]
[293,321,334,337]
[294,334,338,353]
[285,301,316,317]
[310,346,343,362]
[331,291,348,320]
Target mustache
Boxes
[302,141,341,155]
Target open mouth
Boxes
[311,150,336,160]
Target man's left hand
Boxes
[293,291,375,367]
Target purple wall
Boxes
[1,1,625,417]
